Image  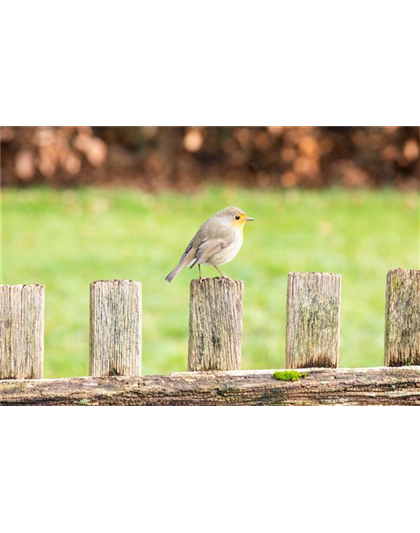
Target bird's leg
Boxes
[198,264,202,281]
[214,266,226,278]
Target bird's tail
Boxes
[165,260,187,283]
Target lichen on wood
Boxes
[385,269,420,366]
[188,277,243,371]
[0,284,44,380]
[286,272,341,369]
[89,280,142,377]
[2,367,420,406]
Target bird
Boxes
[165,206,254,282]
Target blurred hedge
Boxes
[1,126,419,189]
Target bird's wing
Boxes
[179,237,194,263]
[190,236,234,267]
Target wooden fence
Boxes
[1,268,419,405]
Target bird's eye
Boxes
[235,215,240,220]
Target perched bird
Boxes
[165,206,254,282]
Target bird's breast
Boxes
[205,229,243,266]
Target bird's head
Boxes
[218,206,254,229]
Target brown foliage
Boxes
[1,126,419,190]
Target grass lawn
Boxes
[1,186,418,378]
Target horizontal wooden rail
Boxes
[1,366,420,406]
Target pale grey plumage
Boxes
[165,206,253,282]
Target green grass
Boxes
[1,186,418,378]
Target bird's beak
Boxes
[245,216,254,221]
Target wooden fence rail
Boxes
[0,268,419,406]
[1,367,420,406]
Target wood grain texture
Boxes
[2,367,420,406]
[286,272,341,369]
[0,285,44,379]
[385,269,420,366]
[188,277,243,371]
[90,280,142,377]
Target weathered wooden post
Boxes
[286,272,341,368]
[188,277,243,371]
[385,268,420,366]
[90,280,142,376]
[0,284,45,379]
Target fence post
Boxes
[188,278,243,371]
[90,280,142,377]
[0,284,45,379]
[385,268,420,366]
[286,272,341,369]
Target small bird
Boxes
[165,206,254,282]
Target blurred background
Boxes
[1,126,419,377]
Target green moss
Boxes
[79,398,90,405]
[390,274,404,292]
[273,370,308,381]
